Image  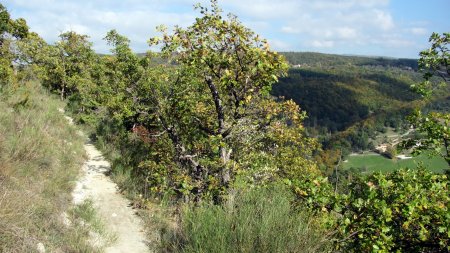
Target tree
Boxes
[100,29,146,125]
[403,33,450,166]
[412,32,449,96]
[0,3,29,88]
[0,4,27,46]
[138,0,319,200]
[16,32,52,79]
[36,31,95,100]
[0,4,11,45]
[0,3,12,87]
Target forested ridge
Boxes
[281,51,419,69]
[1,1,449,252]
[274,67,420,132]
[272,53,450,167]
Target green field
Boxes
[343,152,449,173]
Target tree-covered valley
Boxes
[1,1,449,252]
[273,52,450,172]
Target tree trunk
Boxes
[206,76,225,134]
[160,116,208,201]
[220,146,232,185]
[60,82,65,100]
[444,138,450,166]
[205,76,232,185]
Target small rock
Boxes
[88,230,106,248]
[61,212,72,227]
[37,242,46,253]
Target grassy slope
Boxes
[0,81,102,252]
[343,152,449,173]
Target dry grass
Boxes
[151,185,334,253]
[0,81,104,252]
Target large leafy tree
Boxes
[0,4,26,45]
[140,0,319,200]
[36,31,95,100]
[100,29,146,125]
[0,3,28,88]
[412,32,449,96]
[16,32,53,80]
[0,4,12,87]
[404,33,450,166]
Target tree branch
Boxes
[205,76,225,134]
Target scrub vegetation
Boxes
[1,1,448,252]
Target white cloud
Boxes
[409,27,428,36]
[384,38,413,47]
[223,0,301,19]
[310,0,389,10]
[373,10,394,31]
[275,2,396,51]
[5,0,198,52]
[63,24,90,35]
[268,39,291,51]
[3,0,447,57]
[311,40,334,48]
[95,12,120,25]
[281,26,299,34]
[336,27,357,39]
[372,34,414,48]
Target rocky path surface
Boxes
[63,112,150,253]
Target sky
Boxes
[3,0,450,58]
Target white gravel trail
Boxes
[63,111,150,253]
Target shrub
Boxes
[287,166,449,252]
[160,185,333,253]
[336,167,449,252]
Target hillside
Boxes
[271,53,449,155]
[273,67,421,132]
[280,52,418,70]
[0,82,104,252]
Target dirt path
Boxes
[63,112,150,253]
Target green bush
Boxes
[335,167,449,252]
[160,185,333,253]
[287,167,449,252]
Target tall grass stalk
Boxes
[160,185,333,253]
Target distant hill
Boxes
[129,51,419,71]
[272,64,422,133]
[271,52,449,152]
[279,52,418,70]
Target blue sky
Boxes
[3,0,449,58]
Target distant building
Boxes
[375,144,388,153]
